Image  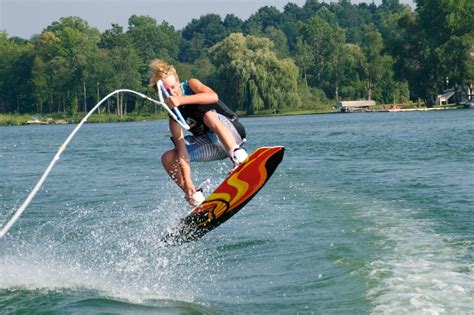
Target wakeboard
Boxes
[161,146,285,246]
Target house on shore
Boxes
[336,100,376,112]
[435,91,455,105]
[436,83,473,106]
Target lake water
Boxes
[1,110,473,314]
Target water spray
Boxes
[0,88,188,239]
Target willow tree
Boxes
[208,33,300,114]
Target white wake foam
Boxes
[360,204,473,314]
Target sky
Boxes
[0,0,415,39]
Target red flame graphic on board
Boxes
[189,146,284,227]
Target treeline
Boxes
[0,0,472,116]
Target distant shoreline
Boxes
[0,105,467,126]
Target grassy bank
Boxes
[0,112,169,126]
[0,114,34,126]
[0,108,337,126]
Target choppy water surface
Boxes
[1,110,473,314]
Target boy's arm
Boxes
[166,78,218,108]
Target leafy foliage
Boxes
[209,33,301,114]
[1,0,472,115]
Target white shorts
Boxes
[174,114,244,162]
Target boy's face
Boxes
[162,74,182,97]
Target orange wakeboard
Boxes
[161,146,285,245]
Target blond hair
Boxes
[148,59,178,91]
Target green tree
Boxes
[416,0,472,47]
[243,6,282,35]
[208,33,301,114]
[327,0,374,44]
[127,15,180,64]
[379,0,408,13]
[84,48,115,106]
[391,0,473,105]
[223,14,243,34]
[389,12,430,102]
[32,32,60,113]
[99,24,130,49]
[294,38,314,87]
[360,25,385,101]
[8,49,36,113]
[418,0,474,104]
[261,26,289,58]
[338,44,366,100]
[436,35,473,103]
[109,46,142,116]
[70,95,78,116]
[44,17,102,112]
[375,0,412,53]
[301,0,324,20]
[31,56,49,112]
[296,16,346,98]
[280,3,305,53]
[180,14,227,62]
[0,32,35,113]
[0,32,21,112]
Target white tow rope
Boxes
[0,88,188,239]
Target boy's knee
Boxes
[203,111,218,128]
[161,149,176,166]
